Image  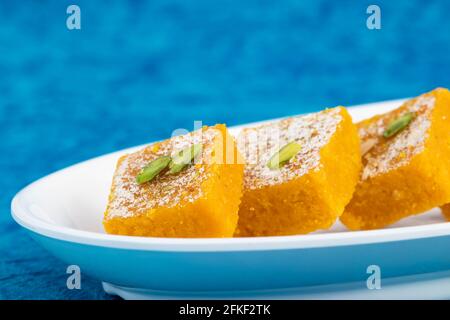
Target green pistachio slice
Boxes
[267,141,302,170]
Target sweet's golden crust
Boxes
[442,204,450,221]
[235,107,361,236]
[103,124,244,238]
[341,88,450,230]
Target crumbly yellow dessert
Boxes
[441,204,450,221]
[104,124,244,238]
[235,107,361,237]
[341,88,450,230]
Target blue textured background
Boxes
[1,0,450,299]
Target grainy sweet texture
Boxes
[103,124,244,238]
[341,88,450,230]
[235,107,361,236]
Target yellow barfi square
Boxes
[341,88,450,230]
[235,107,361,236]
[104,124,244,238]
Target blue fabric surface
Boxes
[1,0,450,299]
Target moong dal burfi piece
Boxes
[442,204,450,221]
[104,124,244,238]
[235,107,361,237]
[341,88,450,230]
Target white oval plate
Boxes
[11,99,450,298]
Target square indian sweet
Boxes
[235,106,361,237]
[341,88,450,230]
[103,124,244,238]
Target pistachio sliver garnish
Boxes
[168,143,202,174]
[267,141,302,170]
[383,112,415,138]
[136,156,171,184]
